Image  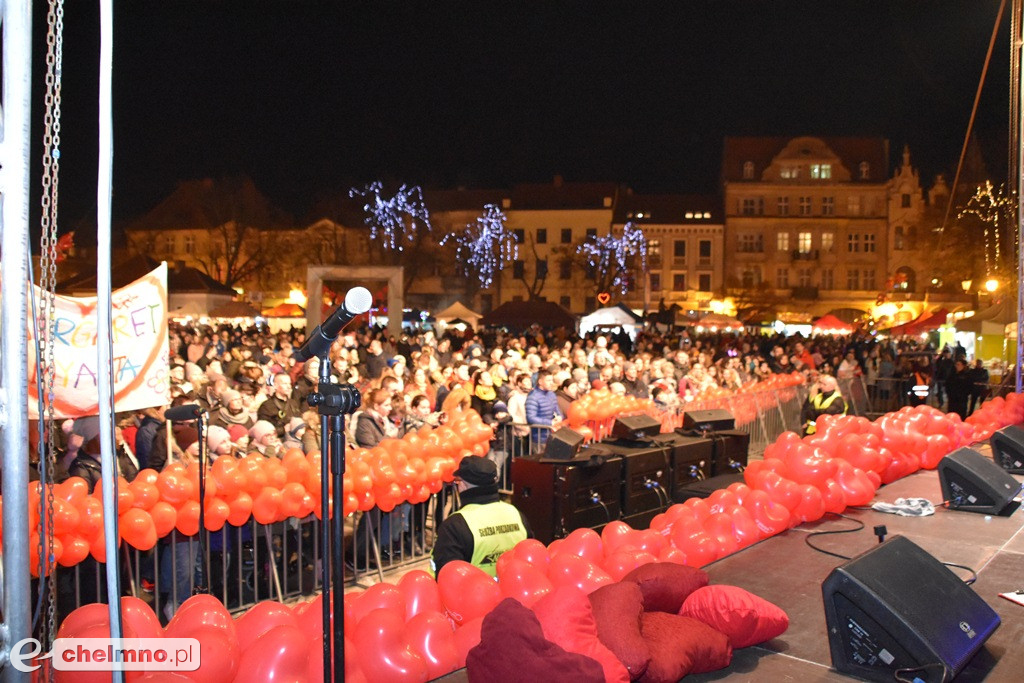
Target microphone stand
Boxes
[194,412,209,593]
[309,354,361,682]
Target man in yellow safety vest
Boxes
[801,374,847,435]
[430,456,531,577]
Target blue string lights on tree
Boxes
[349,181,432,251]
[576,221,648,294]
[441,204,519,288]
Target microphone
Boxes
[293,286,373,362]
[165,403,205,421]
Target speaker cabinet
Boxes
[611,414,662,440]
[511,454,623,544]
[601,441,672,516]
[822,535,1000,682]
[682,409,735,432]
[937,447,1022,515]
[543,427,585,461]
[672,473,746,503]
[650,433,714,492]
[708,429,750,477]
[990,424,1024,474]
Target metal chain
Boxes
[39,0,65,670]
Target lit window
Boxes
[798,232,812,253]
[811,164,832,179]
[648,239,661,257]
[702,212,711,219]
[777,232,790,252]
[821,231,834,251]
[799,196,811,216]
[781,166,799,179]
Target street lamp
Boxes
[984,278,999,293]
[961,279,973,293]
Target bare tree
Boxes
[574,221,648,295]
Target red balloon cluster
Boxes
[965,393,1024,441]
[11,411,495,573]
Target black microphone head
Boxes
[165,403,203,421]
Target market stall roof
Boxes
[957,298,1017,334]
[692,313,744,332]
[580,304,641,335]
[209,301,261,318]
[435,301,483,328]
[480,299,577,330]
[262,302,306,317]
[812,314,854,335]
[888,307,949,336]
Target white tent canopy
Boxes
[580,305,641,337]
[435,301,483,329]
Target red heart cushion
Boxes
[679,584,789,649]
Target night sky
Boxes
[33,1,1011,227]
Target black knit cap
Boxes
[454,456,498,487]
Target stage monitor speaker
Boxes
[682,409,735,432]
[610,414,662,440]
[822,535,1000,682]
[937,447,1022,515]
[990,424,1024,474]
[543,427,585,461]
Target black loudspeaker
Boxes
[601,441,671,517]
[990,424,1024,474]
[651,433,714,492]
[610,414,662,440]
[708,429,750,477]
[511,454,623,544]
[543,427,585,461]
[672,473,746,503]
[682,409,735,432]
[937,447,1022,515]
[822,535,1000,682]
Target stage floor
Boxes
[689,452,1024,683]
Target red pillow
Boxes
[638,612,732,683]
[622,562,709,613]
[679,584,789,649]
[533,586,631,683]
[588,582,650,680]
[467,598,605,683]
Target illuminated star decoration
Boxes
[576,221,648,294]
[441,204,519,288]
[958,181,1017,276]
[349,181,432,251]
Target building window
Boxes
[822,196,835,216]
[561,228,573,243]
[559,261,571,280]
[859,161,870,179]
[183,235,196,255]
[777,196,789,215]
[584,296,596,310]
[650,273,661,291]
[743,161,755,179]
[741,266,762,288]
[901,193,911,208]
[864,233,876,252]
[894,226,904,250]
[847,234,861,253]
[738,233,763,253]
[777,232,790,252]
[585,228,597,240]
[536,228,547,244]
[513,260,525,279]
[560,295,571,309]
[698,273,712,291]
[741,198,761,215]
[776,268,789,289]
[781,166,799,179]
[811,164,832,179]
[847,268,860,290]
[798,231,812,253]
[797,268,813,287]
[821,269,834,290]
[536,259,548,278]
[512,295,524,302]
[799,196,812,216]
[648,239,661,258]
[513,228,525,243]
[161,235,175,253]
[863,268,876,291]
[698,240,711,263]
[847,195,861,216]
[673,239,687,258]
[672,273,687,291]
[821,231,834,252]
